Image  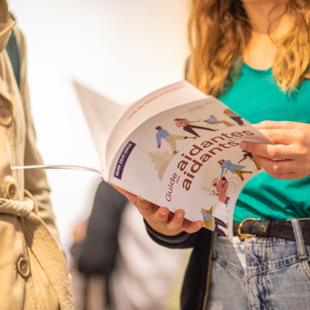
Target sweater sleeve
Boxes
[144,219,200,249]
[78,181,128,277]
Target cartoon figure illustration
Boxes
[212,177,230,208]
[155,126,193,155]
[148,151,174,180]
[174,118,217,138]
[201,207,228,236]
[204,115,234,127]
[223,109,244,126]
[218,159,252,181]
[238,150,262,170]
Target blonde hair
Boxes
[187,0,310,97]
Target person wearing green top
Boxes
[113,1,310,309]
[220,61,310,223]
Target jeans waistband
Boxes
[233,218,310,248]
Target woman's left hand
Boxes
[240,121,310,180]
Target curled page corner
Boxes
[11,165,106,180]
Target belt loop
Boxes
[24,190,38,215]
[291,219,307,260]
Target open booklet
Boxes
[12,81,272,238]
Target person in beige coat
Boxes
[0,1,73,309]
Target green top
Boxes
[219,62,310,222]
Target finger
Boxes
[254,154,297,175]
[257,129,296,144]
[136,197,158,217]
[153,207,170,225]
[254,121,295,130]
[166,209,186,232]
[240,142,296,160]
[182,219,204,234]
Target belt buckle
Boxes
[238,218,260,240]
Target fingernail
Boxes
[240,141,246,149]
[160,209,169,215]
[197,222,204,228]
[176,213,184,219]
[138,196,144,201]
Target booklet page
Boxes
[74,82,125,171]
[107,97,273,238]
[105,81,207,174]
[12,165,105,179]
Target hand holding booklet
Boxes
[13,81,272,238]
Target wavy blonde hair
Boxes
[187,0,310,97]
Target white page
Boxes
[74,82,125,172]
[105,81,207,177]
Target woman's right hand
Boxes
[111,184,204,236]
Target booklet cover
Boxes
[13,81,272,238]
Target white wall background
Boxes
[9,0,189,254]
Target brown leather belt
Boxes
[233,218,310,246]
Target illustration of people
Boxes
[218,159,252,182]
[201,207,228,236]
[212,177,230,208]
[238,150,262,170]
[223,109,244,126]
[148,151,174,180]
[174,118,217,138]
[204,115,234,127]
[155,126,194,155]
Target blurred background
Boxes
[9,0,189,253]
[9,0,191,309]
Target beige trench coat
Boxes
[0,13,73,310]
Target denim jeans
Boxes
[207,219,310,310]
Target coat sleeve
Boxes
[14,28,61,247]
